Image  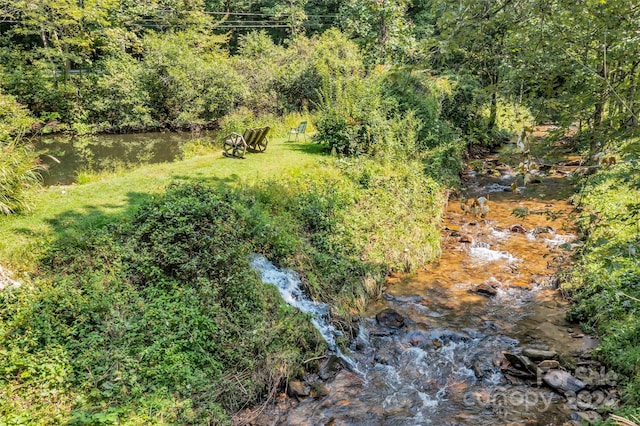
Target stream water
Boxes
[249,149,601,425]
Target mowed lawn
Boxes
[0,137,325,271]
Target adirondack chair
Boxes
[223,126,270,158]
[247,126,270,152]
[288,121,307,142]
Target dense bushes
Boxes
[83,55,154,133]
[313,71,425,158]
[0,183,324,424]
[77,31,246,133]
[564,138,640,414]
[0,23,373,134]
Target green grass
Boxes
[0,137,325,271]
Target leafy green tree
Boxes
[83,54,154,132]
[417,0,530,133]
[0,0,117,80]
[339,0,414,64]
[141,30,245,127]
[506,0,640,137]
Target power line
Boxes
[0,10,336,28]
[137,22,329,29]
[202,11,338,18]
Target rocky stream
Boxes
[243,139,620,426]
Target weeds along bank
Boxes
[563,136,640,419]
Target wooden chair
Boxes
[223,126,270,158]
[288,121,307,142]
[247,126,270,153]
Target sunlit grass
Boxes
[0,136,326,271]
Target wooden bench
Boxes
[223,126,270,158]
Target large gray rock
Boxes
[523,348,558,361]
[543,370,586,394]
[503,352,541,377]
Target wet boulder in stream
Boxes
[510,224,527,233]
[543,370,586,394]
[472,351,498,379]
[310,382,330,398]
[473,282,498,297]
[503,352,542,378]
[375,309,405,329]
[287,380,310,398]
[522,347,558,361]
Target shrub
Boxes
[382,70,457,148]
[82,54,154,132]
[422,139,466,188]
[440,74,487,142]
[0,183,323,423]
[0,93,35,141]
[313,69,426,160]
[0,61,76,125]
[141,31,246,128]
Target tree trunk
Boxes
[592,97,605,129]
[487,90,497,132]
[487,70,499,132]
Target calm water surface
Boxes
[35,131,211,185]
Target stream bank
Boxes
[239,139,620,425]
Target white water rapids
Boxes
[250,254,360,372]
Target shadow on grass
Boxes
[40,191,153,243]
[283,141,328,155]
[38,175,247,249]
[171,173,244,186]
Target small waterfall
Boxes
[250,254,358,370]
[468,243,520,263]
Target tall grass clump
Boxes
[0,140,44,214]
[0,93,42,214]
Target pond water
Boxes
[242,146,608,426]
[35,131,210,186]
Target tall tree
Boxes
[339,0,414,65]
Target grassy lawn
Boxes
[0,137,326,271]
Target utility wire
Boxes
[202,11,338,18]
[0,10,336,28]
